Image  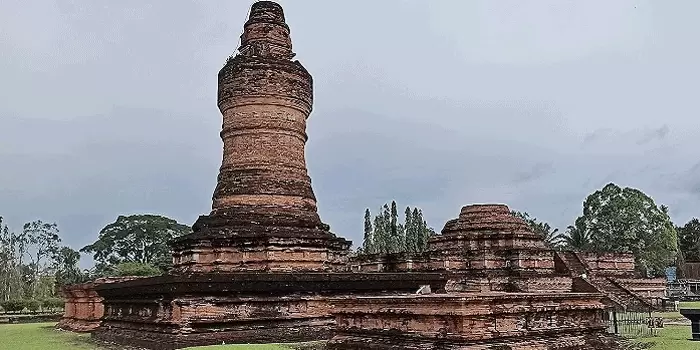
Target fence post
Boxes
[613,311,619,335]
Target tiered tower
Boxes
[171,1,350,272]
[430,204,554,274]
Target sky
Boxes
[1,0,699,266]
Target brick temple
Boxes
[58,2,664,349]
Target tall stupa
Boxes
[171,1,351,272]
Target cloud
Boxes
[1,0,700,261]
[636,125,670,145]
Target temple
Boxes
[170,0,351,273]
[59,2,666,349]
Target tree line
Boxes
[0,214,192,311]
[360,183,692,278]
[0,218,82,305]
[359,200,436,255]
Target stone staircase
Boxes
[557,251,589,276]
[592,277,653,311]
[558,251,654,311]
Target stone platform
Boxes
[92,272,448,349]
[327,293,622,350]
[56,277,138,332]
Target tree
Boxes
[360,202,434,255]
[404,207,417,253]
[22,221,61,294]
[53,247,84,286]
[412,208,432,252]
[577,183,677,277]
[80,214,192,275]
[362,209,374,254]
[511,211,561,248]
[678,218,700,261]
[557,217,592,251]
[0,217,23,301]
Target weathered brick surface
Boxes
[92,272,449,349]
[556,251,667,310]
[170,0,350,273]
[56,277,138,332]
[327,293,623,349]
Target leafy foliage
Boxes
[1,299,26,313]
[110,262,161,277]
[41,297,65,309]
[53,247,86,286]
[511,211,561,248]
[1,217,76,301]
[678,218,700,262]
[558,217,592,251]
[361,201,435,255]
[576,183,677,277]
[81,214,191,274]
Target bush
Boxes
[112,262,160,277]
[25,299,41,313]
[1,299,26,313]
[41,297,65,310]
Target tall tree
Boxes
[577,183,677,277]
[678,218,700,262]
[362,209,374,254]
[361,202,434,255]
[389,201,400,253]
[53,246,84,286]
[22,221,61,296]
[0,217,23,301]
[404,207,417,253]
[81,214,192,274]
[412,208,431,252]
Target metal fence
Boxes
[602,311,663,338]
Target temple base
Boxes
[91,272,449,349]
[327,293,624,350]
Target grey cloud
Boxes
[512,162,555,184]
[636,125,670,145]
[2,0,700,258]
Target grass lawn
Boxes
[5,321,700,350]
[634,325,700,350]
[654,301,700,321]
[0,323,95,350]
[0,322,298,350]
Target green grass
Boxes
[0,322,303,350]
[4,321,700,350]
[634,325,700,350]
[0,323,95,350]
[654,301,700,320]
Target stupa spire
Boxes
[171,1,350,273]
[238,1,295,59]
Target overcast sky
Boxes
[1,1,699,265]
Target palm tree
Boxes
[511,210,562,249]
[556,217,591,251]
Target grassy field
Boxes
[634,325,700,350]
[0,323,293,350]
[0,323,95,350]
[654,301,700,321]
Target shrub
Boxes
[112,262,160,277]
[25,299,41,313]
[42,297,65,310]
[1,299,26,313]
